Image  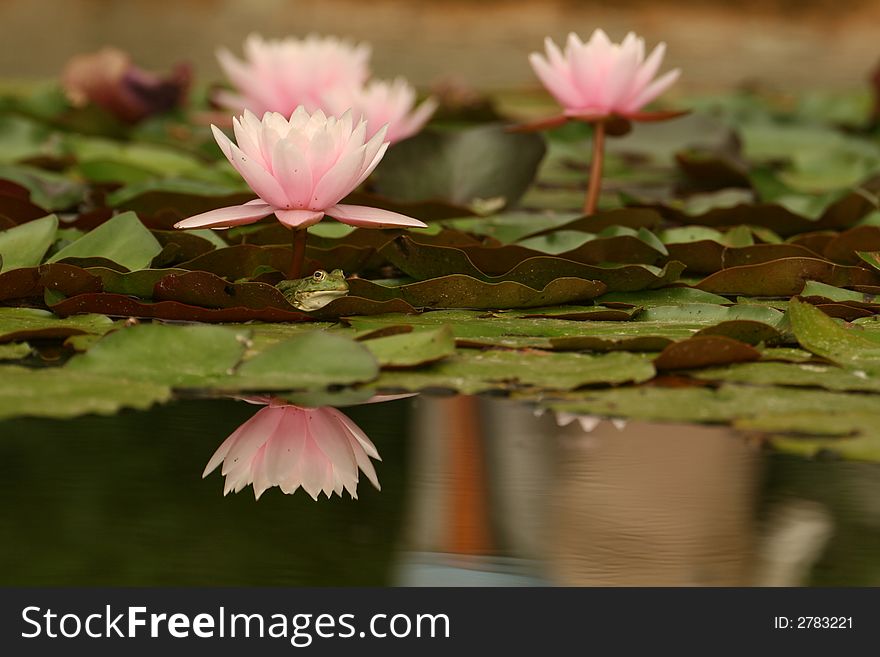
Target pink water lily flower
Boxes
[216,33,370,116]
[323,77,437,144]
[530,29,680,120]
[174,107,426,231]
[520,29,685,216]
[204,398,382,500]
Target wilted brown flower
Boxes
[61,47,191,124]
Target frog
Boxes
[277,269,349,311]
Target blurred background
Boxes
[0,0,878,90]
[2,0,880,588]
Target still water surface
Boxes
[1,395,878,586]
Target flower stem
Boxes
[583,120,606,216]
[290,229,307,280]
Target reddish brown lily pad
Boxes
[0,264,102,303]
[694,320,783,345]
[696,257,880,296]
[150,229,217,266]
[809,303,876,320]
[347,275,606,309]
[310,297,419,319]
[654,335,761,370]
[675,149,752,191]
[654,182,880,237]
[382,236,682,291]
[459,233,665,269]
[823,226,880,265]
[179,244,293,279]
[787,231,837,254]
[51,293,313,322]
[153,270,297,310]
[521,207,663,238]
[111,189,254,225]
[0,193,49,225]
[721,243,822,269]
[665,240,726,274]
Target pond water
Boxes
[1,395,877,586]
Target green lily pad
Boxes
[375,349,655,394]
[345,311,699,351]
[360,326,455,368]
[445,211,581,243]
[87,267,186,298]
[0,365,171,421]
[596,287,730,307]
[636,303,785,327]
[767,430,880,461]
[550,383,880,435]
[788,298,880,371]
[67,323,249,387]
[857,251,880,273]
[0,307,114,343]
[0,342,30,360]
[695,360,880,393]
[66,136,218,182]
[0,214,57,271]
[48,211,162,272]
[759,347,815,363]
[231,321,337,353]
[516,305,640,321]
[0,164,86,211]
[371,124,546,209]
[800,280,875,303]
[233,331,379,390]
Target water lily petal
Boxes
[623,68,681,114]
[211,125,290,208]
[174,200,274,230]
[272,138,314,208]
[325,204,427,228]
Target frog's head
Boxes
[278,269,349,311]
[299,269,348,295]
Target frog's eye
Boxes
[313,270,326,281]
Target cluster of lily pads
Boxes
[2,32,880,472]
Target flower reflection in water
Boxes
[203,397,382,501]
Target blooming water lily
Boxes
[522,29,684,215]
[216,33,370,116]
[323,77,438,144]
[174,107,426,277]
